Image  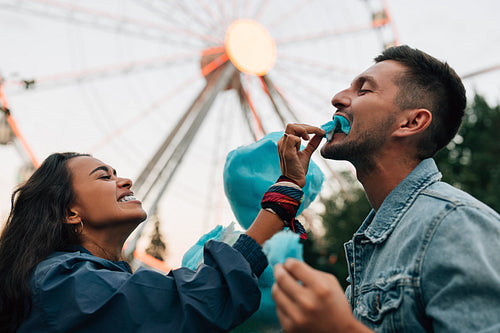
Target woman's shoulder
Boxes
[32,246,132,288]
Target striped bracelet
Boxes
[261,176,307,239]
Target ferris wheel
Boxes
[0,0,398,267]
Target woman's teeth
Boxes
[119,195,137,202]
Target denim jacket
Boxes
[345,158,500,332]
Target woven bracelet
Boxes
[261,176,307,239]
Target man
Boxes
[272,45,500,332]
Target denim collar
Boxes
[355,158,442,243]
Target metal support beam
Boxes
[261,74,300,125]
[124,61,236,258]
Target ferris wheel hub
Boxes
[225,19,276,76]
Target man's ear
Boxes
[393,108,432,138]
[66,208,82,225]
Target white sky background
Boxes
[0,0,499,267]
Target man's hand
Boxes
[278,124,324,187]
[272,259,372,333]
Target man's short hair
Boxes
[375,45,466,159]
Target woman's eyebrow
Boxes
[89,166,117,176]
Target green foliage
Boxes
[303,171,370,289]
[434,94,500,212]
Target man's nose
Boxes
[331,89,351,109]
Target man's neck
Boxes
[356,155,420,211]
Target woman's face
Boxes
[66,156,147,229]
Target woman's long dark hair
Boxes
[0,152,89,331]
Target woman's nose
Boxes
[117,177,132,189]
[331,89,351,109]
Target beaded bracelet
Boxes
[261,176,307,239]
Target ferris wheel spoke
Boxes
[166,1,216,34]
[202,93,231,229]
[274,65,334,103]
[0,89,40,168]
[251,0,271,22]
[239,76,265,140]
[261,74,304,124]
[276,23,385,46]
[200,53,229,77]
[16,0,218,46]
[198,0,227,33]
[79,82,146,162]
[4,52,203,94]
[461,64,500,79]
[266,0,313,30]
[241,0,252,19]
[0,2,208,49]
[134,1,208,36]
[140,0,222,44]
[231,0,242,21]
[123,64,239,257]
[278,54,359,77]
[271,66,334,115]
[237,89,261,141]
[256,76,288,127]
[87,72,202,154]
[215,0,232,26]
[2,110,40,168]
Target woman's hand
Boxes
[278,124,325,187]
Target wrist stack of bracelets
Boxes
[261,175,307,239]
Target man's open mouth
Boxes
[321,115,351,142]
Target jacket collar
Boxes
[355,158,442,243]
[58,244,132,272]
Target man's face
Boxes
[321,60,405,168]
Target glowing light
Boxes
[225,19,276,76]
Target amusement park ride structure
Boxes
[3,0,496,269]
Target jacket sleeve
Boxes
[421,205,500,332]
[30,234,267,333]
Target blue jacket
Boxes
[345,158,500,332]
[19,234,267,332]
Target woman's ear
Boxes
[66,208,82,225]
[393,108,432,138]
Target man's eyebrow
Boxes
[352,75,378,88]
[89,166,117,176]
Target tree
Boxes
[304,171,370,289]
[145,214,168,261]
[434,94,500,212]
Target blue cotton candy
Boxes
[181,225,225,269]
[263,230,302,268]
[321,115,351,142]
[223,131,324,230]
[182,132,324,332]
[231,231,304,332]
[182,223,241,269]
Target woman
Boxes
[0,125,325,332]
